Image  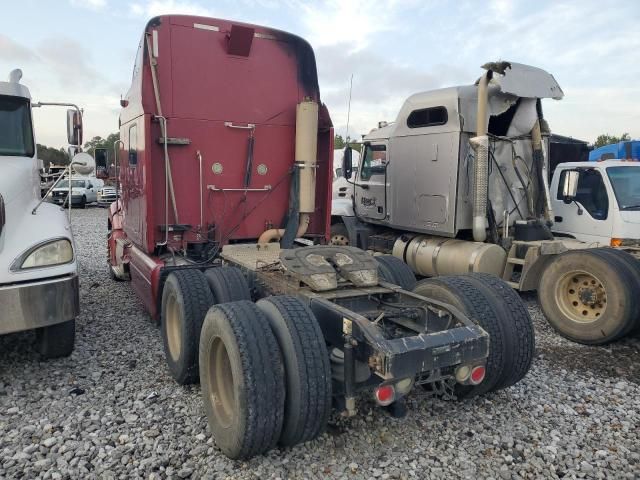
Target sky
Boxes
[1,0,638,148]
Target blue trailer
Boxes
[589,140,640,161]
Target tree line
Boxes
[38,133,120,168]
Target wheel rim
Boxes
[208,337,235,429]
[165,293,182,361]
[330,233,349,246]
[556,270,607,324]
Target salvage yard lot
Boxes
[1,208,639,479]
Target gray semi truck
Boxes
[332,61,640,345]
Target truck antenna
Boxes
[345,74,353,144]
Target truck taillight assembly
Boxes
[455,364,486,385]
[470,366,486,385]
[374,384,395,406]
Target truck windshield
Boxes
[57,179,86,189]
[0,95,34,157]
[607,166,640,210]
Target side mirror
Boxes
[87,183,93,189]
[562,170,579,204]
[68,145,80,159]
[66,109,83,146]
[342,147,353,179]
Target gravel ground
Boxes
[1,207,639,480]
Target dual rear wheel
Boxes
[414,273,535,398]
[160,267,331,459]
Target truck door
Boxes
[354,142,388,221]
[552,167,613,244]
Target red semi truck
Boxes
[108,15,534,459]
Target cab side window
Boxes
[557,169,609,220]
[128,124,138,166]
[360,144,387,181]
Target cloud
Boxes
[0,34,38,63]
[293,0,403,52]
[37,37,100,89]
[130,0,214,17]
[69,0,107,10]
[316,43,472,140]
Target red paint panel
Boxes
[168,24,300,125]
[129,244,164,318]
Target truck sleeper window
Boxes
[0,95,34,157]
[360,144,387,181]
[407,106,448,128]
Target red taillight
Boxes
[375,385,395,406]
[470,366,486,385]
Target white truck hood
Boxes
[0,156,76,284]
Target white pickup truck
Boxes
[551,160,640,247]
[0,69,81,358]
[49,176,102,208]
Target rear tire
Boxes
[413,274,534,398]
[376,255,417,291]
[36,319,75,359]
[204,266,251,303]
[538,249,636,344]
[256,295,332,447]
[161,269,214,384]
[199,301,285,459]
[589,248,640,335]
[463,273,535,391]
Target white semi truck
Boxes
[332,61,640,345]
[0,69,82,358]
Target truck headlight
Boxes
[12,238,73,270]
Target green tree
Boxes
[593,133,631,148]
[83,132,120,158]
[37,144,70,167]
[334,134,362,153]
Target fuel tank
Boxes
[392,234,507,277]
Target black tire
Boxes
[463,273,535,391]
[36,319,75,359]
[413,274,533,397]
[256,295,332,447]
[538,249,636,344]
[199,301,285,459]
[376,255,417,291]
[81,196,87,209]
[161,269,214,385]
[204,266,251,304]
[589,248,640,335]
[329,222,350,246]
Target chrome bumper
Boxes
[0,274,79,334]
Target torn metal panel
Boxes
[487,61,564,100]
